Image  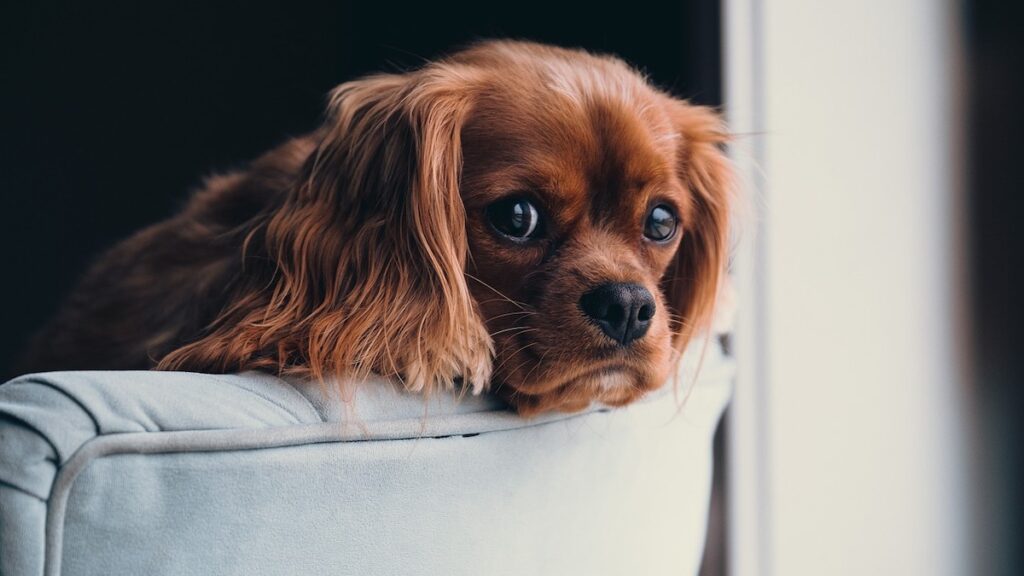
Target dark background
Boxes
[967,1,1024,573]
[0,0,721,375]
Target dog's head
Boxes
[162,41,731,415]
[458,44,733,414]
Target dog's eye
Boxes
[644,205,677,242]
[486,197,543,241]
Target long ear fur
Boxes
[663,102,733,355]
[159,70,494,394]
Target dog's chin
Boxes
[497,362,670,417]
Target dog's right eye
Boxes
[486,197,543,241]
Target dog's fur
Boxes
[20,41,731,416]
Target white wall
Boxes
[725,1,969,575]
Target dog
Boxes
[20,40,732,416]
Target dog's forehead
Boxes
[461,81,683,223]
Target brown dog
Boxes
[21,40,731,416]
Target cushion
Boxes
[0,337,732,576]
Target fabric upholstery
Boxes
[0,338,732,576]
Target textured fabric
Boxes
[0,338,733,576]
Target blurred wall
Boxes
[726,1,969,574]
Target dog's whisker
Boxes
[506,355,541,382]
[474,298,532,307]
[464,272,530,311]
[493,342,538,374]
[520,349,550,384]
[488,310,539,321]
[489,326,538,338]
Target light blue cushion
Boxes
[0,339,732,576]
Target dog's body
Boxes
[21,137,317,374]
[21,41,731,416]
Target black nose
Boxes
[579,283,656,346]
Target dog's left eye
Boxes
[486,197,543,241]
[644,205,677,242]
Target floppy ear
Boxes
[662,101,733,355]
[160,70,493,394]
